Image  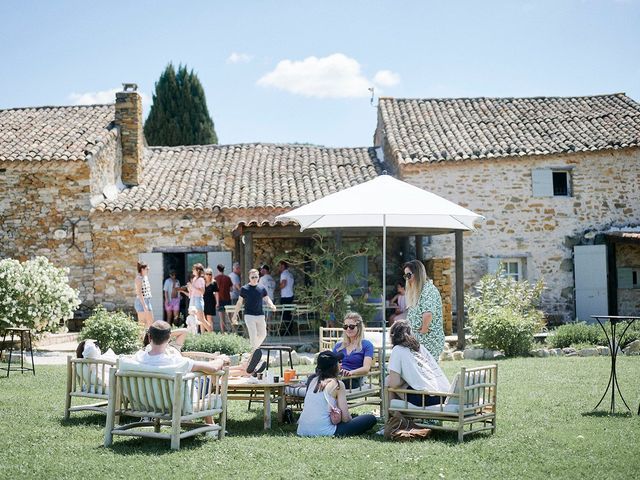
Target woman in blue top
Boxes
[332,312,374,389]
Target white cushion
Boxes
[389,398,461,414]
[363,331,391,349]
[118,356,195,415]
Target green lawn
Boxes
[1,357,639,479]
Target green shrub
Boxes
[549,322,604,349]
[550,321,640,349]
[466,271,545,357]
[469,306,540,356]
[79,306,140,354]
[182,332,251,356]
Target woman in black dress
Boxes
[204,268,220,333]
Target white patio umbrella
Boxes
[276,174,483,379]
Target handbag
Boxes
[384,411,431,441]
[324,389,342,425]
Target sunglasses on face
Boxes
[403,272,413,279]
[250,276,259,279]
[343,324,358,330]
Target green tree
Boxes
[144,63,218,146]
[278,234,381,327]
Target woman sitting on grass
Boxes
[297,351,377,437]
[332,312,374,389]
[387,320,450,407]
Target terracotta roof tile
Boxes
[378,94,640,164]
[97,144,382,212]
[0,104,115,162]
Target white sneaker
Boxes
[375,426,385,436]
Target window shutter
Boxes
[207,251,232,273]
[617,268,634,289]
[487,257,500,274]
[532,169,554,197]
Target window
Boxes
[500,259,522,281]
[532,168,572,197]
[552,171,569,196]
[617,267,640,289]
[488,257,526,281]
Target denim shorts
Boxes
[134,297,153,313]
[190,296,205,311]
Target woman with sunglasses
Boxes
[203,268,220,332]
[332,312,374,389]
[232,268,277,351]
[403,260,445,360]
[189,263,210,332]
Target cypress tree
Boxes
[144,63,218,146]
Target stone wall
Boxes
[91,210,236,309]
[397,148,640,320]
[0,160,95,302]
[87,129,122,205]
[425,257,453,334]
[616,242,640,316]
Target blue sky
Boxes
[0,0,638,147]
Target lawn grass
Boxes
[1,357,639,479]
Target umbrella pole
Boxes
[381,216,387,420]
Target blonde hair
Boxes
[336,311,364,352]
[248,268,259,277]
[404,260,428,308]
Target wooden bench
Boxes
[64,356,116,419]
[385,364,498,442]
[104,360,229,450]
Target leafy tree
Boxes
[278,234,381,327]
[144,63,218,146]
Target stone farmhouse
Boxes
[376,94,640,321]
[1,86,639,326]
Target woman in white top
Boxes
[297,351,377,437]
[134,261,153,329]
[387,320,450,407]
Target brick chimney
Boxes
[115,83,143,186]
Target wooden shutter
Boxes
[532,169,554,197]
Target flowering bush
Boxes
[0,256,80,332]
[466,271,545,356]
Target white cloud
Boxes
[257,53,376,98]
[68,88,151,115]
[68,88,120,105]
[373,70,401,87]
[227,52,253,64]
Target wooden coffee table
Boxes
[227,379,286,430]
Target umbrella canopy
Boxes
[276,174,481,232]
[276,173,483,401]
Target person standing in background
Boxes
[258,264,276,301]
[189,263,210,332]
[278,261,295,335]
[229,262,242,304]
[215,264,233,331]
[203,267,220,332]
[163,270,181,325]
[134,261,154,330]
